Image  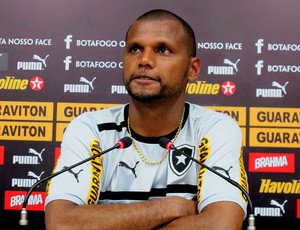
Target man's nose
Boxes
[138,49,155,68]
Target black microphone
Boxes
[159,137,255,230]
[19,137,132,226]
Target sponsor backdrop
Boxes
[0,0,300,229]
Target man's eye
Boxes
[158,46,171,54]
[129,46,141,53]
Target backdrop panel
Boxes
[1,0,300,229]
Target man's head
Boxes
[126,9,197,57]
[123,9,200,104]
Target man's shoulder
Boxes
[188,103,222,118]
[71,104,127,124]
[188,102,239,127]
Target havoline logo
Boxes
[259,179,300,194]
[186,81,220,95]
[0,76,29,90]
[0,76,44,91]
[186,81,236,96]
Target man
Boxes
[45,9,248,229]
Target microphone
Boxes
[159,137,255,230]
[19,137,132,226]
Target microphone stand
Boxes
[159,137,255,230]
[19,137,132,226]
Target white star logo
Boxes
[30,76,44,91]
[221,81,236,96]
[175,155,187,165]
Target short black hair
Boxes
[126,9,197,57]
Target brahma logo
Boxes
[249,153,295,173]
[4,190,46,211]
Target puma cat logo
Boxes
[119,161,139,178]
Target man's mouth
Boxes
[131,75,160,83]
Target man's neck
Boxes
[128,99,186,137]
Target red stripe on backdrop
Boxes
[0,146,4,165]
[297,199,300,219]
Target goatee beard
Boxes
[126,85,163,103]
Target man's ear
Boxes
[188,57,201,81]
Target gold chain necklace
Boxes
[127,107,185,165]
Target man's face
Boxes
[123,19,194,103]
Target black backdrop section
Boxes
[1,0,300,229]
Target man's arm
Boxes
[158,201,245,230]
[45,196,198,230]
